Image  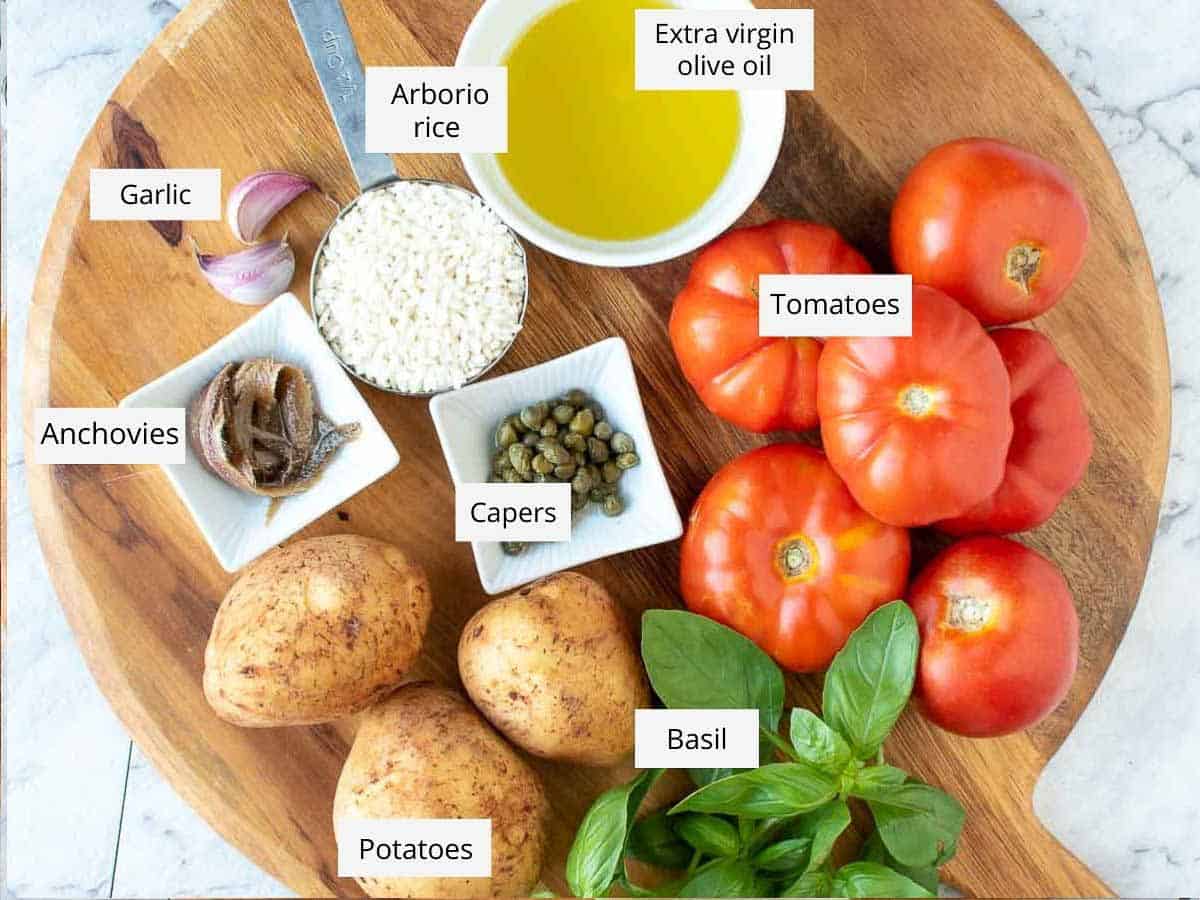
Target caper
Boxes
[531,453,554,475]
[586,403,606,424]
[562,432,586,452]
[589,483,617,502]
[593,421,613,441]
[572,469,594,495]
[569,408,595,436]
[502,468,523,484]
[616,452,640,470]
[535,436,559,456]
[585,464,602,485]
[554,462,577,481]
[610,432,636,454]
[492,450,510,477]
[602,461,622,484]
[543,444,572,466]
[564,389,588,407]
[587,437,610,463]
[573,450,587,467]
[552,404,575,425]
[521,469,534,482]
[522,431,539,448]
[540,420,558,438]
[533,472,552,483]
[509,443,533,474]
[571,490,589,511]
[520,402,549,430]
[495,421,518,448]
[508,413,529,434]
[601,493,624,517]
[502,541,527,556]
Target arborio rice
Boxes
[314,181,526,393]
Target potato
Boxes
[458,572,650,766]
[203,534,431,726]
[334,684,548,898]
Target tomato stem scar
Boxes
[898,385,936,418]
[775,534,819,582]
[1005,242,1043,295]
[946,591,995,632]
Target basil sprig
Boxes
[563,601,964,898]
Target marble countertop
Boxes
[4,0,1199,897]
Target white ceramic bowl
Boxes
[120,294,400,572]
[457,0,786,267]
[429,338,683,594]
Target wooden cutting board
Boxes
[23,0,1169,896]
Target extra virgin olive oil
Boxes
[499,0,740,241]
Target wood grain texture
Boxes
[22,0,1169,896]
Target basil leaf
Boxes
[849,764,908,794]
[626,810,693,870]
[528,887,557,898]
[670,763,838,819]
[566,768,663,898]
[855,780,965,868]
[789,708,853,776]
[642,610,785,785]
[822,601,919,759]
[674,814,741,858]
[832,861,935,898]
[780,870,833,898]
[863,830,940,894]
[782,797,852,873]
[678,858,761,898]
[751,836,812,873]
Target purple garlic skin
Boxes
[226,170,318,244]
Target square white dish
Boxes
[120,293,399,572]
[430,337,683,594]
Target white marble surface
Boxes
[3,1,1199,897]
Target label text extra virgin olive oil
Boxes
[499,0,741,241]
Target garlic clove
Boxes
[226,170,328,243]
[192,236,295,306]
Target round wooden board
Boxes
[24,0,1169,896]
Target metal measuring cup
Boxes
[288,0,529,397]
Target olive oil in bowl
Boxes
[499,0,741,242]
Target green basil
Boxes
[751,836,812,873]
[822,601,919,759]
[863,830,939,894]
[626,810,693,870]
[832,861,935,898]
[678,858,761,898]
[855,780,964,868]
[642,610,784,784]
[670,763,838,819]
[779,870,833,898]
[783,798,852,873]
[565,768,662,898]
[674,814,741,858]
[848,764,908,794]
[788,708,853,776]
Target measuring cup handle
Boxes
[288,0,397,192]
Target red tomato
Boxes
[938,329,1093,535]
[817,286,1014,527]
[680,444,911,673]
[908,537,1079,737]
[669,221,872,433]
[891,138,1090,326]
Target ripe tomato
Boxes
[669,220,871,433]
[908,537,1079,737]
[891,138,1090,326]
[938,329,1093,535]
[817,286,1014,527]
[680,443,910,673]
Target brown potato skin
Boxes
[458,572,650,766]
[334,684,548,898]
[203,534,431,726]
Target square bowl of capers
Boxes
[429,337,683,594]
